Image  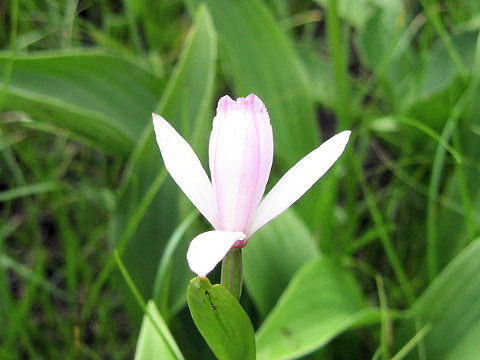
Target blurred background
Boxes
[1,0,479,359]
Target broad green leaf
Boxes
[314,0,375,29]
[243,209,319,318]
[134,300,185,360]
[0,53,163,157]
[111,5,217,317]
[406,31,477,130]
[256,257,380,360]
[420,31,477,99]
[355,0,408,64]
[297,48,335,107]
[187,277,256,360]
[357,10,396,68]
[399,238,480,360]
[186,0,319,167]
[356,5,416,107]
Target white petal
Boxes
[249,131,351,236]
[187,230,246,276]
[153,113,218,227]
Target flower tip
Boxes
[336,130,352,148]
[151,112,163,129]
[152,113,172,138]
[339,129,351,138]
[218,94,234,102]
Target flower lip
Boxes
[187,231,246,277]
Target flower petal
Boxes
[187,230,246,276]
[209,94,273,233]
[153,113,217,227]
[249,130,351,236]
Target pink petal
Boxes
[249,131,351,236]
[209,94,273,233]
[187,230,246,276]
[153,113,218,227]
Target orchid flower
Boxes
[153,94,350,277]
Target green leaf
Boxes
[256,257,380,360]
[355,0,409,67]
[406,31,478,129]
[111,5,217,317]
[297,48,335,107]
[435,87,480,269]
[134,300,185,360]
[187,277,256,360]
[356,5,416,105]
[0,52,163,157]
[243,209,319,318]
[314,0,375,29]
[421,31,477,99]
[0,182,64,202]
[399,238,480,360]
[186,0,319,167]
[152,212,198,319]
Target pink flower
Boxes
[153,94,350,277]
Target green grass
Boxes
[1,0,480,359]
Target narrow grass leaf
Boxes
[0,182,64,202]
[0,253,66,300]
[256,257,381,360]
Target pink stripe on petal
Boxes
[209,95,273,233]
[242,95,274,232]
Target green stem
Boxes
[220,248,243,300]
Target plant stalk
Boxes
[220,248,243,300]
